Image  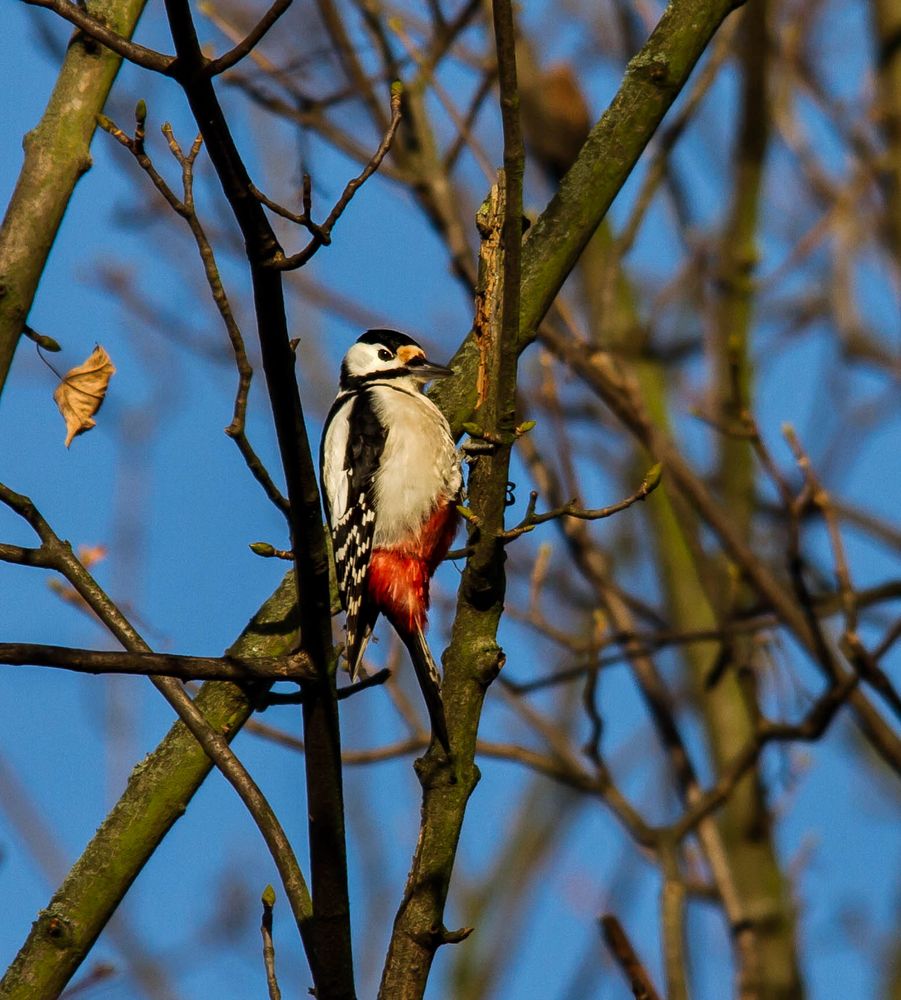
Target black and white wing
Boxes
[320,389,386,678]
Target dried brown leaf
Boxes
[53,345,116,447]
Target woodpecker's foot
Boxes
[414,742,458,787]
[461,422,510,454]
[461,437,494,459]
[462,420,536,457]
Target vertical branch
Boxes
[709,7,803,995]
[260,886,283,1000]
[872,0,901,262]
[160,1,352,993]
[378,4,524,996]
[491,0,525,361]
[660,842,688,1000]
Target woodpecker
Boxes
[320,329,462,753]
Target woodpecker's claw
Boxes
[462,421,513,448]
[461,437,495,459]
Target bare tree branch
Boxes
[0,483,317,977]
[0,642,314,682]
[600,914,663,1000]
[207,0,292,76]
[22,0,174,73]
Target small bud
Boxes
[135,99,147,125]
[390,80,404,98]
[249,542,276,558]
[515,420,536,436]
[23,326,61,352]
[456,505,479,524]
[642,463,663,492]
[261,884,276,908]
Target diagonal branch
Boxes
[22,0,174,73]
[206,0,292,76]
[160,0,353,992]
[379,1,525,992]
[600,914,663,1000]
[268,85,403,270]
[0,571,302,1000]
[0,0,149,393]
[0,485,317,991]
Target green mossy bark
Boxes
[0,0,148,394]
[2,1,751,995]
[431,0,744,435]
[0,574,299,1000]
[379,179,518,999]
[580,218,801,997]
[706,7,802,996]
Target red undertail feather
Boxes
[366,500,458,637]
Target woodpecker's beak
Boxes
[405,355,454,381]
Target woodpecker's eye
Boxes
[378,348,393,362]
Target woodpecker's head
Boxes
[339,329,453,391]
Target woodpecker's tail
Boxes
[345,605,378,682]
[403,626,451,754]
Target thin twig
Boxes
[262,667,392,705]
[269,85,404,270]
[499,463,661,541]
[783,424,901,720]
[389,17,495,180]
[207,0,292,76]
[260,886,282,1000]
[671,671,862,840]
[97,110,290,515]
[600,914,663,1000]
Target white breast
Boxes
[370,385,461,548]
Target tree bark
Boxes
[0,0,148,395]
[0,574,300,1000]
